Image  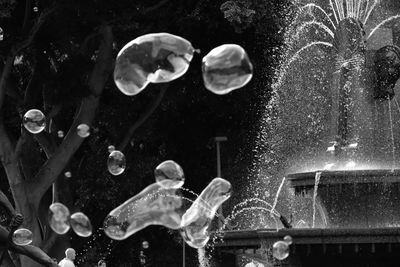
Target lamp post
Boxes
[214,136,228,228]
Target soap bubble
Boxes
[180,178,232,248]
[272,240,289,260]
[57,130,64,138]
[142,240,149,249]
[107,150,126,176]
[154,160,185,189]
[12,228,33,246]
[103,183,182,240]
[114,33,196,96]
[48,202,70,235]
[23,109,46,134]
[202,44,253,95]
[283,235,293,245]
[108,145,115,153]
[64,171,72,178]
[70,212,92,237]
[77,124,90,138]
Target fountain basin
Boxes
[287,169,400,228]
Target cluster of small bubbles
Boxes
[107,150,126,176]
[23,109,46,134]
[103,183,182,240]
[154,160,185,189]
[70,212,93,237]
[107,145,115,153]
[57,130,64,138]
[48,202,70,235]
[77,124,90,138]
[114,33,196,96]
[272,240,289,260]
[64,171,72,178]
[12,228,33,246]
[202,44,253,95]
[180,178,232,248]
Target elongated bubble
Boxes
[114,33,196,96]
[48,202,70,235]
[77,124,90,138]
[180,178,232,248]
[107,150,126,176]
[154,160,185,189]
[23,109,46,134]
[202,44,253,95]
[103,183,182,240]
[12,228,33,246]
[272,240,290,260]
[70,212,92,237]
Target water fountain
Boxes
[213,0,400,266]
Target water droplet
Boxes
[48,202,70,235]
[202,44,253,95]
[107,145,115,153]
[12,228,33,246]
[70,212,92,237]
[154,160,185,189]
[107,150,126,176]
[0,27,3,41]
[283,235,293,245]
[57,130,64,138]
[104,183,182,240]
[180,178,231,248]
[64,171,72,178]
[77,124,90,138]
[23,109,46,134]
[33,6,38,12]
[142,240,149,249]
[114,33,195,96]
[272,240,289,260]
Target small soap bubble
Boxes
[70,212,93,237]
[103,183,182,240]
[154,160,185,189]
[108,145,115,153]
[64,171,72,178]
[180,178,232,248]
[202,44,253,95]
[107,150,126,176]
[283,235,293,245]
[12,228,33,246]
[77,124,90,138]
[142,241,149,249]
[23,109,46,134]
[114,33,196,96]
[48,202,70,235]
[273,240,289,260]
[57,130,64,138]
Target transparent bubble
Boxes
[57,130,64,138]
[103,183,182,240]
[114,33,196,96]
[70,212,92,237]
[272,240,289,260]
[12,228,33,246]
[154,160,185,189]
[142,240,149,249]
[23,109,46,134]
[48,202,70,235]
[107,150,126,176]
[0,27,3,41]
[77,124,90,138]
[64,171,72,178]
[180,178,232,248]
[283,235,293,245]
[108,145,115,153]
[202,44,253,95]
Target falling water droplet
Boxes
[142,240,149,249]
[23,109,46,134]
[154,160,185,189]
[33,6,38,12]
[12,228,33,246]
[272,240,289,260]
[64,171,72,178]
[57,130,64,138]
[70,212,93,237]
[107,145,115,153]
[48,202,70,235]
[0,27,3,41]
[77,124,90,138]
[107,150,126,176]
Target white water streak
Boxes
[388,99,396,170]
[367,15,400,41]
[363,0,379,25]
[312,171,322,228]
[330,0,340,24]
[296,21,335,39]
[301,4,337,29]
[270,177,286,216]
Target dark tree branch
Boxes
[118,84,168,151]
[31,25,114,199]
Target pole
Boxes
[182,238,185,267]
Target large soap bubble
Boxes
[23,109,46,134]
[180,178,232,248]
[272,240,289,260]
[114,33,196,96]
[70,212,92,237]
[202,44,253,95]
[103,183,182,240]
[107,150,126,176]
[48,202,70,235]
[154,160,185,189]
[12,228,33,246]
